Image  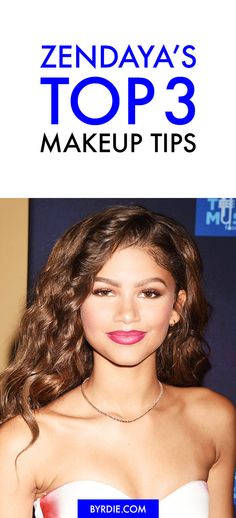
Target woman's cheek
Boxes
[80,301,95,331]
[81,300,110,334]
[144,301,173,327]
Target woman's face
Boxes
[80,247,185,366]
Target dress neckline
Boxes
[37,479,208,502]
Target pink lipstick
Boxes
[106,330,146,345]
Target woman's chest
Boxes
[38,414,214,499]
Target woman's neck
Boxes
[84,352,161,417]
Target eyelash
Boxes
[92,288,161,299]
[141,289,161,299]
[93,289,113,297]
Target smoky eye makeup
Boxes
[92,288,114,296]
[91,286,163,299]
[139,288,162,298]
[91,275,170,298]
[92,286,116,297]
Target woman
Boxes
[0,205,235,518]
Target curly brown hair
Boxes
[0,205,211,446]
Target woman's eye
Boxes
[140,289,161,298]
[93,288,114,297]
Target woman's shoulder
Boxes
[0,414,33,455]
[0,386,93,445]
[166,384,235,433]
[0,410,67,492]
[186,385,235,417]
[36,384,92,420]
[167,383,234,406]
[0,407,61,460]
[0,415,39,493]
[196,387,235,438]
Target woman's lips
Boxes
[106,331,146,345]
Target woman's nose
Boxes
[114,296,140,324]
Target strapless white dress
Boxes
[34,479,209,517]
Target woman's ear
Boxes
[169,290,186,326]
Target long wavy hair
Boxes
[0,205,211,446]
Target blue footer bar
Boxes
[78,499,159,518]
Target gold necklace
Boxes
[80,377,163,423]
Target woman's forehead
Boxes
[95,247,175,286]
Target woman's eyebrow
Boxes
[136,277,167,287]
[95,277,119,287]
[94,276,167,287]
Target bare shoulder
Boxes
[37,384,89,420]
[0,414,33,456]
[0,408,63,471]
[188,386,235,422]
[195,387,236,447]
[169,384,235,411]
[0,415,38,501]
[161,385,235,518]
[165,384,235,433]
